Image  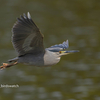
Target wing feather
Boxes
[46,40,69,52]
[12,12,44,56]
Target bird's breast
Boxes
[43,51,61,66]
[18,51,61,66]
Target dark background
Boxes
[0,0,100,100]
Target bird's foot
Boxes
[0,62,18,70]
[0,63,9,69]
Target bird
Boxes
[0,12,79,69]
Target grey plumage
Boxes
[0,12,79,69]
[46,40,69,52]
[12,12,44,56]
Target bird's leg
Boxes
[0,61,18,70]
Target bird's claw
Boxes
[0,62,18,70]
[0,63,9,70]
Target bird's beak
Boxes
[60,50,79,56]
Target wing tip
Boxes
[66,40,69,47]
[22,12,31,19]
[27,12,31,19]
[62,39,69,49]
[66,39,68,43]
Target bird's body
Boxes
[17,50,60,66]
[0,12,79,69]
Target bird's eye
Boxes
[59,51,61,54]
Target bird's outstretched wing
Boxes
[46,40,69,52]
[12,12,44,56]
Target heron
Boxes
[0,12,79,69]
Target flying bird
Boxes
[0,12,79,69]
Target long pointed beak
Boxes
[65,50,79,53]
[60,50,79,56]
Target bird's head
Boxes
[46,40,79,58]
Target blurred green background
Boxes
[0,0,100,100]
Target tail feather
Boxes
[8,57,18,62]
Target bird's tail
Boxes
[0,57,18,70]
